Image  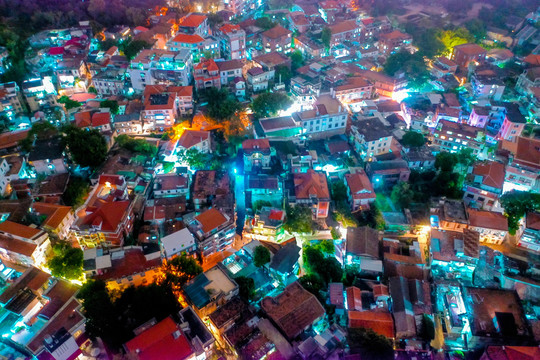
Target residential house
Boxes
[178,306,215,359]
[345,170,376,211]
[178,129,211,153]
[345,226,382,273]
[161,227,197,259]
[479,346,540,360]
[246,66,273,92]
[348,311,395,338]
[430,228,480,273]
[389,276,431,338]
[0,82,25,118]
[377,30,412,55]
[289,169,330,218]
[246,174,282,206]
[187,208,236,258]
[333,77,373,106]
[0,220,50,267]
[497,103,527,142]
[178,13,209,37]
[350,117,393,161]
[167,33,205,58]
[124,317,195,360]
[153,174,189,198]
[183,263,239,316]
[31,202,74,240]
[451,43,487,69]
[194,58,221,90]
[28,137,67,175]
[74,110,112,133]
[516,66,540,95]
[289,14,310,34]
[92,68,127,96]
[463,161,505,210]
[242,138,272,172]
[294,35,325,59]
[128,49,192,92]
[366,160,410,189]
[292,94,348,139]
[243,207,285,243]
[504,136,540,193]
[261,25,292,53]
[114,112,142,135]
[355,69,407,99]
[32,173,70,203]
[260,281,325,340]
[328,282,345,314]
[217,59,244,86]
[518,212,540,252]
[429,57,458,78]
[142,85,193,130]
[329,20,360,47]
[430,199,470,231]
[217,24,246,60]
[467,208,508,244]
[192,170,233,213]
[403,146,436,171]
[432,119,484,156]
[471,65,505,101]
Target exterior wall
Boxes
[470,226,507,245]
[220,68,243,85]
[31,158,67,175]
[93,79,124,96]
[463,186,499,211]
[114,120,142,135]
[243,153,271,172]
[106,266,162,291]
[498,118,525,142]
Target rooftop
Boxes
[178,130,210,150]
[467,209,508,231]
[194,208,228,234]
[262,25,292,39]
[352,117,391,142]
[183,264,237,309]
[346,226,379,259]
[179,13,207,28]
[454,43,486,56]
[293,169,330,200]
[471,161,506,190]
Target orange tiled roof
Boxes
[220,23,242,34]
[262,25,292,39]
[454,43,486,56]
[80,201,130,232]
[467,209,508,231]
[180,14,207,28]
[195,208,228,233]
[329,19,357,35]
[472,161,505,190]
[178,129,209,149]
[345,171,374,198]
[0,220,42,239]
[0,234,37,257]
[32,202,72,230]
[348,310,395,338]
[293,169,330,200]
[171,33,204,44]
[514,136,540,169]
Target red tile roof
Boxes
[0,130,29,150]
[514,136,540,170]
[242,138,270,153]
[472,161,505,190]
[348,310,395,338]
[194,58,219,72]
[345,171,375,200]
[92,112,111,127]
[526,212,540,231]
[293,169,330,200]
[171,33,204,44]
[74,111,92,128]
[483,346,540,360]
[195,208,228,234]
[262,25,292,39]
[0,220,42,239]
[94,248,161,281]
[144,205,166,222]
[32,202,72,230]
[99,174,125,186]
[220,23,242,34]
[454,43,486,56]
[179,14,207,28]
[329,19,358,35]
[467,209,508,231]
[0,234,37,257]
[379,30,411,41]
[80,201,130,232]
[346,286,362,311]
[178,130,210,149]
[125,317,193,360]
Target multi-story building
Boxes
[451,43,487,69]
[345,170,376,212]
[177,129,212,153]
[0,82,24,119]
[32,202,75,240]
[355,70,407,99]
[178,13,209,37]
[0,220,51,267]
[21,77,57,112]
[516,66,540,95]
[333,77,373,106]
[167,33,205,58]
[470,65,505,101]
[467,208,508,244]
[429,57,458,78]
[187,208,236,258]
[28,137,68,175]
[432,119,485,156]
[329,20,360,47]
[194,58,221,90]
[497,103,527,142]
[216,59,244,85]
[366,160,410,189]
[294,35,325,59]
[92,68,127,96]
[518,212,540,252]
[292,94,348,139]
[261,25,292,53]
[153,174,189,198]
[128,49,192,92]
[243,207,285,242]
[113,113,142,135]
[246,66,274,92]
[350,117,393,160]
[463,161,505,210]
[242,138,273,172]
[504,136,540,193]
[142,85,193,130]
[289,169,330,218]
[217,24,246,60]
[55,57,88,94]
[377,30,412,55]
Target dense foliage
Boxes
[46,243,83,280]
[347,327,394,360]
[500,191,540,234]
[251,92,292,118]
[401,131,425,148]
[302,246,343,284]
[162,254,203,289]
[62,176,90,208]
[383,50,429,89]
[116,135,157,156]
[253,245,271,267]
[63,125,108,168]
[284,205,313,234]
[205,87,241,122]
[236,276,256,301]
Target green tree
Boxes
[99,38,118,51]
[289,50,304,71]
[268,0,293,10]
[205,87,241,122]
[58,95,82,110]
[253,200,272,211]
[251,92,292,118]
[391,181,415,210]
[121,39,152,60]
[419,314,435,342]
[236,276,255,301]
[46,243,83,280]
[63,126,107,168]
[347,327,393,359]
[316,239,335,254]
[303,245,342,283]
[62,176,90,208]
[333,203,358,228]
[384,50,429,89]
[401,131,425,148]
[284,205,313,233]
[162,254,202,289]
[298,273,325,303]
[274,65,292,87]
[179,148,214,170]
[435,151,458,172]
[116,135,156,155]
[456,148,476,171]
[500,191,540,234]
[331,180,348,203]
[207,13,223,28]
[253,245,271,267]
[254,17,276,30]
[330,227,341,240]
[100,99,119,115]
[438,28,475,55]
[321,27,332,49]
[88,86,97,94]
[464,19,486,41]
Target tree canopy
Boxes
[62,176,90,208]
[116,135,156,156]
[46,242,83,280]
[500,191,540,234]
[205,87,241,122]
[254,17,276,30]
[100,99,119,115]
[383,50,429,89]
[236,276,256,301]
[391,181,415,210]
[251,92,292,118]
[302,246,343,284]
[63,125,108,168]
[58,95,82,110]
[162,254,202,289]
[253,245,271,267]
[347,328,394,360]
[284,205,313,233]
[401,131,425,148]
[321,27,331,48]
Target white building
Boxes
[160,228,196,259]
